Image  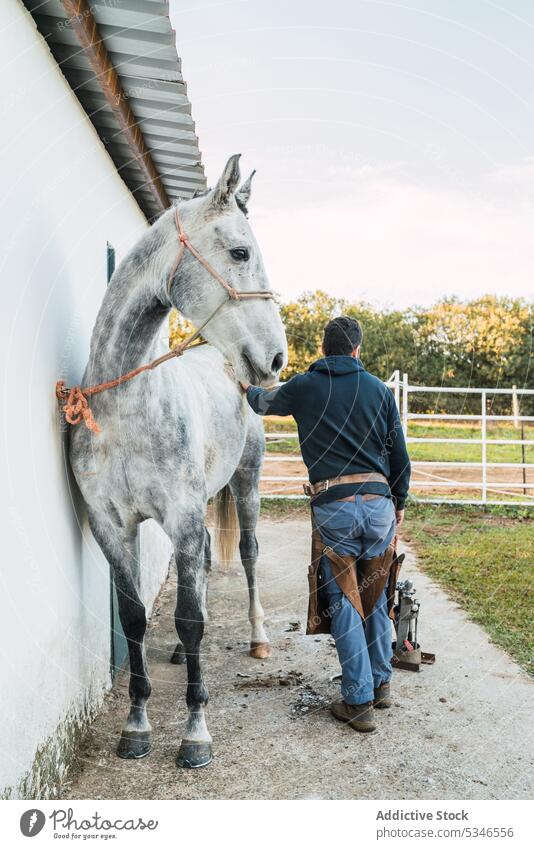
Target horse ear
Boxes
[210,154,241,207]
[235,170,256,215]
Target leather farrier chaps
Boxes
[306,512,405,635]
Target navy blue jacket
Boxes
[246,356,411,508]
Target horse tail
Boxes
[214,484,240,566]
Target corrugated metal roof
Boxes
[24,0,206,220]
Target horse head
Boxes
[166,154,287,386]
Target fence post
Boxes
[393,369,400,411]
[481,390,487,504]
[402,373,409,436]
[512,385,519,427]
[512,384,527,495]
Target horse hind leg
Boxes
[229,468,270,659]
[88,513,152,759]
[170,530,211,666]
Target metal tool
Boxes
[392,579,435,672]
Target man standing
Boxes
[241,316,410,732]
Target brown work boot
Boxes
[330,700,376,732]
[373,682,392,709]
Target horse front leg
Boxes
[88,513,152,759]
[172,521,212,768]
[170,529,211,666]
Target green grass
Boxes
[260,498,534,675]
[403,503,534,675]
[264,438,300,454]
[264,418,298,433]
[264,418,534,464]
[407,422,534,464]
[263,417,299,454]
[260,497,309,520]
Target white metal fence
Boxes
[261,372,534,506]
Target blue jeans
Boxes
[313,494,396,705]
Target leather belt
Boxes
[336,493,383,502]
[303,472,389,498]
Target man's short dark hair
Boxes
[323,316,363,356]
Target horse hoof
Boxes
[116,730,151,760]
[170,642,187,665]
[250,641,271,659]
[176,740,213,769]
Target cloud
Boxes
[490,157,534,190]
[253,164,534,308]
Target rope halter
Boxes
[56,207,275,433]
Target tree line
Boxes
[170,293,533,413]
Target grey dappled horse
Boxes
[69,155,287,768]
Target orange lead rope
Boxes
[56,208,274,434]
[59,385,101,433]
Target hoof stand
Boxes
[116,730,152,760]
[249,641,271,659]
[176,741,213,769]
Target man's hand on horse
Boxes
[239,380,251,392]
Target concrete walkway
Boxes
[64,518,533,800]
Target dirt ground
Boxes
[261,456,534,498]
[64,518,533,800]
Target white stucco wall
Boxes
[0,1,171,798]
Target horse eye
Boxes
[230,247,250,262]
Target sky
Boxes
[169,0,534,308]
